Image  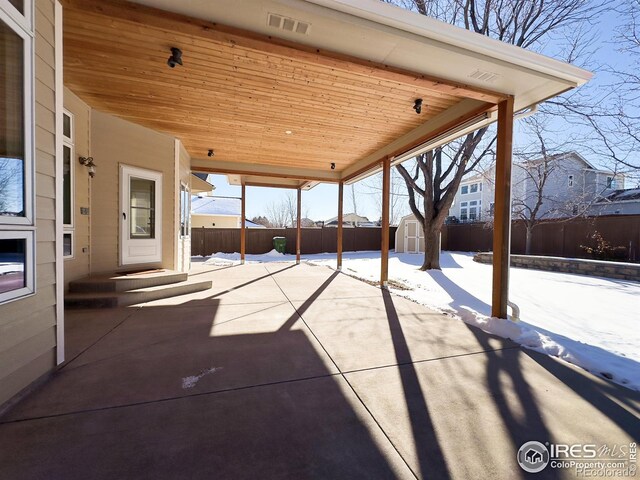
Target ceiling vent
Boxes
[267,13,311,35]
[468,69,500,83]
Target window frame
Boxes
[461,185,469,195]
[179,182,191,238]
[0,1,35,305]
[0,229,35,304]
[0,4,34,227]
[63,231,74,260]
[62,109,74,229]
[470,183,478,194]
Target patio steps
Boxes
[65,270,212,309]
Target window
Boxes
[1,2,35,303]
[470,183,478,193]
[479,183,483,191]
[568,175,574,187]
[460,202,468,221]
[63,232,73,258]
[180,183,190,237]
[489,202,495,216]
[606,176,616,189]
[63,111,74,226]
[130,177,156,239]
[461,185,468,195]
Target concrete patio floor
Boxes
[0,262,638,479]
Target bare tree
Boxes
[362,168,410,225]
[349,184,359,223]
[265,192,300,228]
[389,0,610,270]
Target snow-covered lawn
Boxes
[199,250,640,390]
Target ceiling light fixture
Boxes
[167,47,183,68]
[207,149,214,157]
[413,98,423,114]
[285,130,293,135]
[330,163,336,170]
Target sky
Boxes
[205,4,636,224]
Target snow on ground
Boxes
[198,250,640,390]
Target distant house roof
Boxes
[325,213,370,224]
[191,196,240,216]
[596,188,640,203]
[245,219,266,228]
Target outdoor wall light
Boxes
[79,156,96,178]
[413,98,423,114]
[167,47,183,68]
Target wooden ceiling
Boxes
[62,0,500,178]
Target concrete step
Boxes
[65,278,212,309]
[69,270,188,293]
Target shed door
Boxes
[405,221,419,254]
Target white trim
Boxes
[304,0,592,86]
[0,5,34,227]
[54,0,64,365]
[0,0,32,34]
[0,230,35,304]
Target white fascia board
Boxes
[303,0,592,86]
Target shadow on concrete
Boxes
[462,323,559,479]
[523,349,640,439]
[382,289,451,480]
[278,271,340,332]
[0,329,404,479]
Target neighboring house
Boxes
[325,213,370,227]
[451,171,494,222]
[589,188,640,216]
[450,152,625,222]
[294,218,317,228]
[191,195,265,228]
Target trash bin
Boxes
[273,236,286,254]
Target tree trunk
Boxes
[525,225,533,255]
[421,224,441,270]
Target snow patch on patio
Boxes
[182,367,222,389]
[202,250,285,265]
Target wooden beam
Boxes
[491,97,514,319]
[244,182,303,190]
[380,156,391,287]
[337,182,344,270]
[241,184,246,264]
[342,100,495,183]
[62,0,506,104]
[296,188,302,265]
[191,160,340,183]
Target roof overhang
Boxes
[62,0,591,187]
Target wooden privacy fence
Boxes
[191,227,398,257]
[441,214,640,262]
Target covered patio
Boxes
[0,262,636,479]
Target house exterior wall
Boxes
[0,0,60,407]
[90,111,177,274]
[191,215,240,229]
[589,201,640,216]
[452,172,493,221]
[62,88,90,287]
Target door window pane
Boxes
[8,0,23,14]
[130,177,155,239]
[0,20,25,218]
[63,145,71,225]
[63,112,71,139]
[0,237,25,294]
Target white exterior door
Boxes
[405,221,419,254]
[120,165,163,265]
